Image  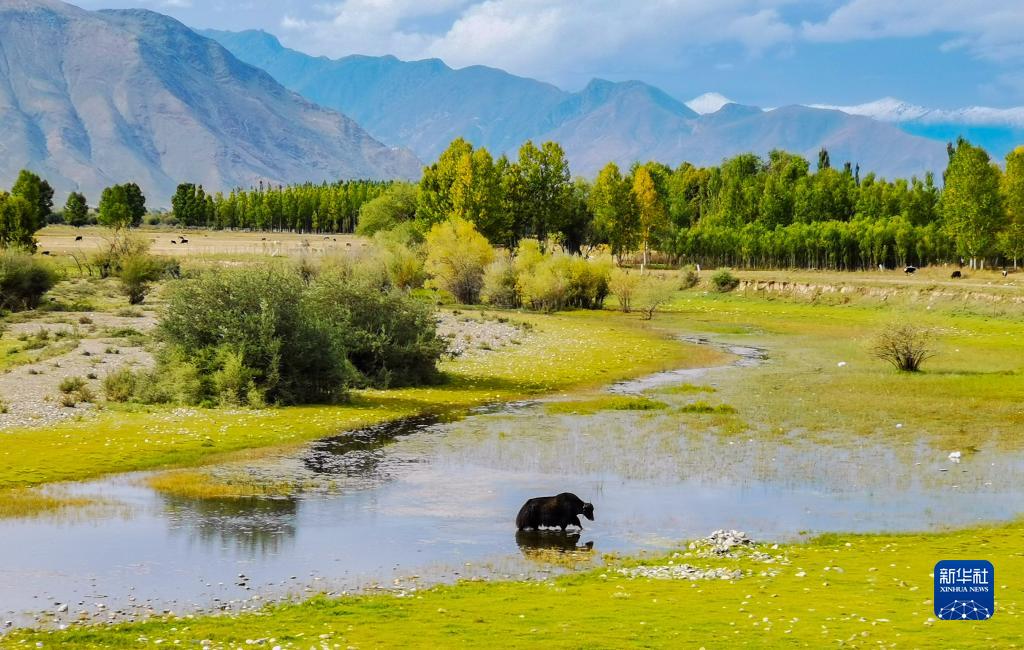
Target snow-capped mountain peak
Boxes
[809,97,930,122]
[808,97,1024,128]
[686,92,734,115]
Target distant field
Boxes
[35,226,368,258]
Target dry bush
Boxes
[871,324,936,372]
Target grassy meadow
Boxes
[4,227,1024,647]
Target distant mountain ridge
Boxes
[206,29,950,179]
[0,0,420,204]
[809,97,1024,160]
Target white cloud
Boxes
[801,0,1024,62]
[279,0,800,81]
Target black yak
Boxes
[904,266,917,274]
[951,270,962,279]
[516,492,594,531]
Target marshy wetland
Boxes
[2,230,1024,647]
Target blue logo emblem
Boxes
[934,560,994,620]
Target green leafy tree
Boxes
[417,138,474,227]
[98,185,134,229]
[590,162,637,261]
[0,193,41,249]
[64,192,89,227]
[356,183,419,236]
[632,165,669,271]
[11,170,54,230]
[514,140,572,245]
[123,183,146,225]
[941,139,1005,268]
[998,147,1024,268]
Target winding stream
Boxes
[1,338,1021,628]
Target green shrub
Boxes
[212,347,260,406]
[564,254,611,309]
[711,269,740,293]
[160,265,353,405]
[306,268,447,387]
[58,376,86,394]
[424,217,494,304]
[118,253,164,305]
[374,237,425,290]
[102,368,138,402]
[0,250,57,311]
[481,253,520,308]
[153,262,446,405]
[679,266,700,289]
[518,255,567,312]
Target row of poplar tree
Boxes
[407,137,1023,270]
[5,137,1024,270]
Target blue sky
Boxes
[74,0,1024,109]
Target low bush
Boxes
[0,251,57,311]
[608,268,641,312]
[118,253,164,305]
[871,324,935,372]
[116,261,448,407]
[634,276,676,320]
[102,368,137,403]
[679,266,700,289]
[481,253,520,308]
[711,269,740,293]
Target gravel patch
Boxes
[0,337,154,431]
[436,312,531,357]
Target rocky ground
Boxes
[0,312,157,431]
[436,311,531,357]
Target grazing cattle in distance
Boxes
[41,251,50,256]
[951,270,962,279]
[1004,270,1010,277]
[904,266,917,274]
[180,238,188,244]
[170,240,177,244]
[516,493,595,531]
[74,235,83,241]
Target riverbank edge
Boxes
[0,309,725,514]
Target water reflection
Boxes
[162,494,298,557]
[303,415,443,478]
[515,530,594,553]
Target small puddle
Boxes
[1,337,1021,629]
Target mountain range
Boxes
[0,0,420,204]
[0,0,1008,206]
[205,29,950,179]
[808,98,1024,162]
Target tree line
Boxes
[169,180,391,232]
[3,136,1023,270]
[402,137,1023,270]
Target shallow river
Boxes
[1,342,1020,626]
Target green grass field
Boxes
[4,260,1024,647]
[11,519,1021,648]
